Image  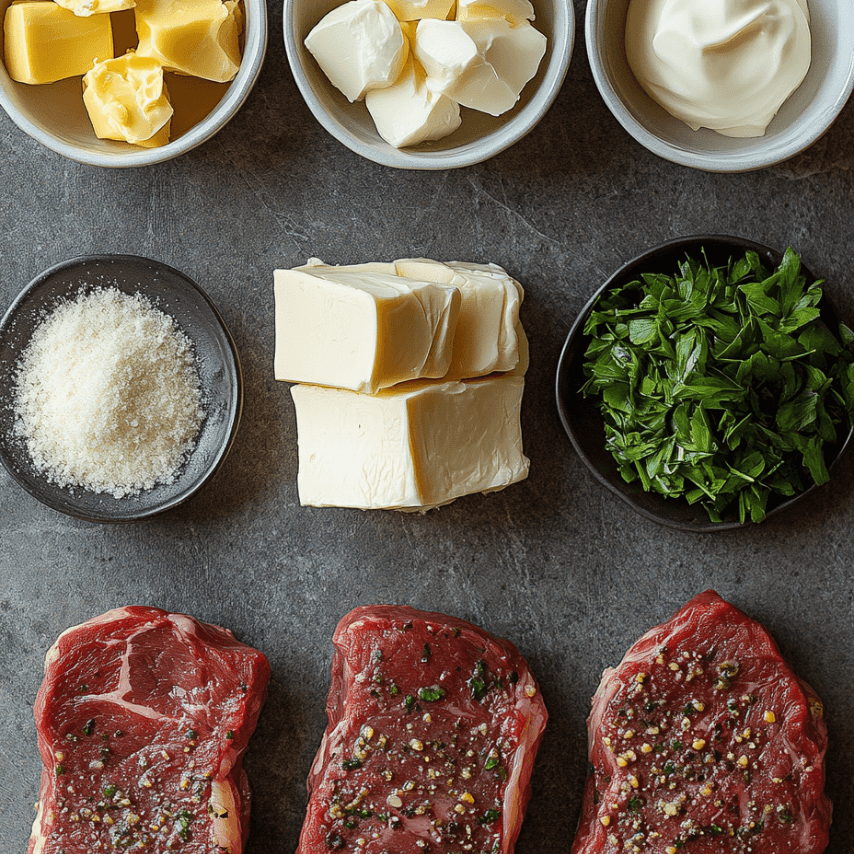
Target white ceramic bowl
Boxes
[284,0,574,170]
[586,0,854,172]
[0,0,267,167]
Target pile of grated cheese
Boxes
[13,287,205,498]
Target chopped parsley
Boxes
[581,247,854,523]
[418,685,446,702]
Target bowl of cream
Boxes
[586,0,854,171]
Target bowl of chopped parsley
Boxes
[556,236,854,531]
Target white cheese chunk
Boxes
[366,56,462,148]
[291,373,529,510]
[456,0,536,25]
[274,266,460,394]
[414,18,545,116]
[384,0,455,20]
[305,0,408,102]
[394,259,523,378]
[462,19,547,105]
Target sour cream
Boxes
[625,0,811,138]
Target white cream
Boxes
[625,0,811,137]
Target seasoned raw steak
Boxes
[299,605,548,854]
[28,606,271,854]
[572,590,831,854]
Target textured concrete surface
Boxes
[2,2,854,852]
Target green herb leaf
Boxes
[418,685,446,702]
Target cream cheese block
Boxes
[366,56,462,148]
[274,265,461,394]
[414,17,546,116]
[291,373,529,510]
[305,0,408,102]
[394,258,523,378]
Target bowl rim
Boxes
[0,0,268,168]
[555,234,854,532]
[0,253,243,522]
[584,0,854,173]
[283,0,575,170]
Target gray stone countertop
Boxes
[2,2,853,851]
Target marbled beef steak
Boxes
[29,606,270,854]
[571,590,831,854]
[299,605,548,854]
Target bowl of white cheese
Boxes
[284,0,574,169]
[586,0,854,171]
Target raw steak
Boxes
[571,590,831,854]
[299,605,548,854]
[28,606,271,854]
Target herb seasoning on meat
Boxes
[28,607,270,854]
[298,605,548,854]
[571,591,831,854]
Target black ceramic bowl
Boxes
[0,255,242,522]
[555,235,854,532]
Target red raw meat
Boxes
[571,590,831,854]
[28,606,270,854]
[299,605,548,854]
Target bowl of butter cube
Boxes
[0,0,267,166]
[284,0,574,169]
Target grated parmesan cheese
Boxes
[13,287,205,498]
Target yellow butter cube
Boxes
[54,0,137,17]
[135,0,243,83]
[83,52,173,147]
[3,1,114,85]
[383,0,455,20]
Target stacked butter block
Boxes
[274,258,530,511]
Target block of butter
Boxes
[394,258,523,378]
[135,0,242,83]
[305,0,408,103]
[54,0,136,17]
[384,0,455,20]
[456,0,535,25]
[291,372,529,510]
[4,1,114,85]
[83,52,173,147]
[274,262,461,394]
